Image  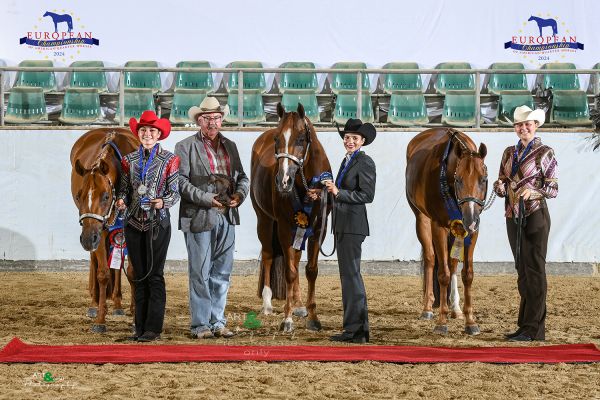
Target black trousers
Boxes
[125,223,171,335]
[506,208,551,340]
[336,233,369,336]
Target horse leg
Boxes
[111,267,125,316]
[87,256,99,318]
[413,209,435,320]
[463,234,480,335]
[92,242,110,333]
[304,236,321,331]
[257,215,275,315]
[291,250,307,318]
[449,258,464,320]
[277,222,298,333]
[432,223,451,334]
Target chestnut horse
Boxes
[251,103,331,332]
[70,128,138,333]
[406,128,488,335]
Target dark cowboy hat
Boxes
[129,110,172,140]
[336,118,376,145]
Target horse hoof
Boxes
[420,311,434,320]
[261,306,273,315]
[465,325,481,336]
[433,325,448,335]
[279,320,294,333]
[306,319,322,331]
[86,308,98,318]
[292,307,308,318]
[112,309,125,316]
[91,324,107,333]
[451,310,464,320]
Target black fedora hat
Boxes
[336,118,376,145]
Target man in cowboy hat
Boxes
[174,97,249,339]
[116,110,181,342]
[324,118,377,343]
[493,105,558,342]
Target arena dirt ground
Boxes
[1,272,599,399]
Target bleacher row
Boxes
[1,60,598,127]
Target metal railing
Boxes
[1,65,598,129]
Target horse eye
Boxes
[101,192,109,202]
[76,190,81,200]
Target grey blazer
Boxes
[333,151,376,236]
[174,132,249,233]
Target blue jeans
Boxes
[184,213,235,335]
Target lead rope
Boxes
[317,188,336,257]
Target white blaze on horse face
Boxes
[88,188,94,210]
[468,202,477,232]
[281,128,292,187]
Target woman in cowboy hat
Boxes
[116,110,181,342]
[493,105,558,342]
[317,118,376,343]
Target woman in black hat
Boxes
[324,118,376,343]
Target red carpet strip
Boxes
[1,337,599,364]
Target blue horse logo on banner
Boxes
[528,16,558,37]
[43,11,73,33]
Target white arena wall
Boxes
[0,130,598,263]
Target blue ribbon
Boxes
[511,140,534,178]
[440,139,471,246]
[19,37,100,46]
[335,151,359,188]
[504,41,584,51]
[138,144,159,185]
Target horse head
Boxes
[452,141,488,235]
[273,102,313,194]
[73,158,117,251]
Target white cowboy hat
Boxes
[512,105,545,127]
[188,96,229,122]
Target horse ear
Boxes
[297,103,305,119]
[478,143,487,159]
[276,102,285,119]
[74,159,87,176]
[98,160,110,175]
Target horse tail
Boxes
[257,221,286,300]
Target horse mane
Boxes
[90,131,119,171]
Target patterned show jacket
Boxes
[117,144,181,231]
[494,137,558,218]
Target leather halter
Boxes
[78,137,122,227]
[274,117,313,190]
[447,130,487,208]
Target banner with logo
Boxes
[0,0,597,79]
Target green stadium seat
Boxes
[586,63,600,94]
[123,61,161,92]
[281,91,319,122]
[496,91,534,125]
[540,63,580,91]
[170,89,207,124]
[333,93,374,124]
[227,61,267,93]
[4,87,47,123]
[381,62,422,93]
[58,88,101,124]
[388,90,428,126]
[116,88,155,120]
[442,90,476,127]
[14,60,56,92]
[279,62,318,93]
[330,62,370,94]
[225,92,266,123]
[434,62,474,94]
[487,62,528,94]
[69,61,107,92]
[175,61,214,92]
[550,90,591,126]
